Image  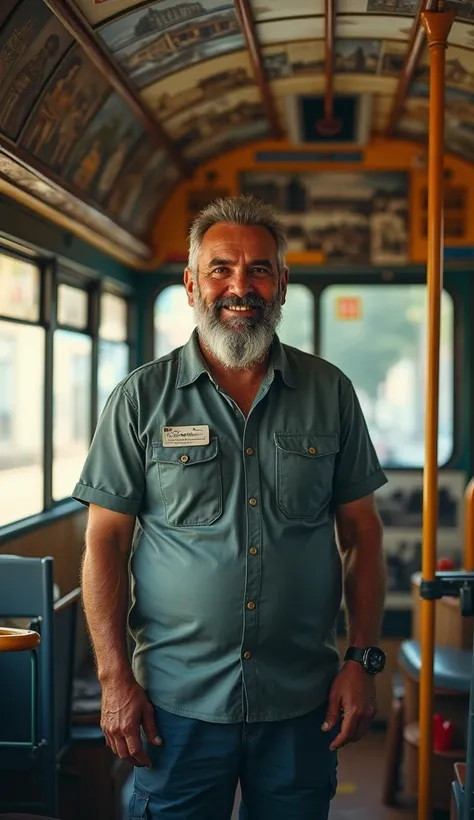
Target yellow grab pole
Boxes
[464,478,474,571]
[418,9,455,820]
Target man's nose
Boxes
[229,270,253,298]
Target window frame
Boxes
[0,246,136,536]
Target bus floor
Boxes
[231,728,420,820]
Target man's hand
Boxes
[321,662,377,750]
[100,673,162,768]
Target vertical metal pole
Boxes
[418,10,455,820]
[464,478,474,571]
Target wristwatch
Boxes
[344,646,386,675]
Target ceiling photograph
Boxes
[0,0,473,265]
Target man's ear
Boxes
[280,266,289,305]
[184,267,195,307]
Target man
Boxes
[73,194,387,820]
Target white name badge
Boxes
[162,425,210,447]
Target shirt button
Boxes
[246,447,254,456]
[247,601,256,610]
[249,497,257,506]
[180,455,189,463]
[308,447,316,455]
[249,547,258,555]
[243,651,251,660]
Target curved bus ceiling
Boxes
[0,0,473,266]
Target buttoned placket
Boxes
[213,372,274,722]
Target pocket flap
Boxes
[274,433,339,458]
[152,437,219,466]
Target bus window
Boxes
[98,293,131,418]
[53,330,92,500]
[0,254,44,526]
[320,285,454,468]
[153,283,314,358]
[154,284,195,358]
[278,284,314,353]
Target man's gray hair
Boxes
[187,194,287,276]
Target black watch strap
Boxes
[344,647,366,664]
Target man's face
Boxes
[184,223,288,369]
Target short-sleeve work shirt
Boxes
[73,331,387,723]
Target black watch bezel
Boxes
[344,646,386,675]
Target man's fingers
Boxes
[114,735,139,765]
[125,733,152,768]
[142,702,162,746]
[329,705,375,749]
[322,696,342,731]
[329,710,357,750]
[103,730,117,756]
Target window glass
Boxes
[100,293,128,342]
[153,283,314,357]
[57,284,88,329]
[98,340,130,418]
[278,284,314,352]
[53,330,92,500]
[0,322,44,526]
[154,284,194,358]
[320,285,454,467]
[0,255,40,321]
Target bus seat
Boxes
[382,639,471,808]
[399,639,472,691]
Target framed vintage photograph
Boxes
[0,0,73,141]
[98,0,245,89]
[240,170,409,265]
[21,46,110,174]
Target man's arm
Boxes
[321,493,386,749]
[82,503,161,767]
[82,503,135,682]
[336,493,386,646]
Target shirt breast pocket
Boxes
[274,433,339,519]
[152,438,223,527]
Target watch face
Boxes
[365,647,386,674]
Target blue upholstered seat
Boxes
[399,639,472,692]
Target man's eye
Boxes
[252,268,271,275]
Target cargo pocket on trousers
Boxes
[129,789,149,819]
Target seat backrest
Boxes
[53,587,80,757]
[0,556,55,767]
[0,556,54,619]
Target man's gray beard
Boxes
[193,291,282,370]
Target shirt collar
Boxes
[270,334,296,388]
[176,329,296,389]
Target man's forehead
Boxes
[200,225,278,259]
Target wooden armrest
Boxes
[0,627,41,652]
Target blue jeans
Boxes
[129,702,338,820]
